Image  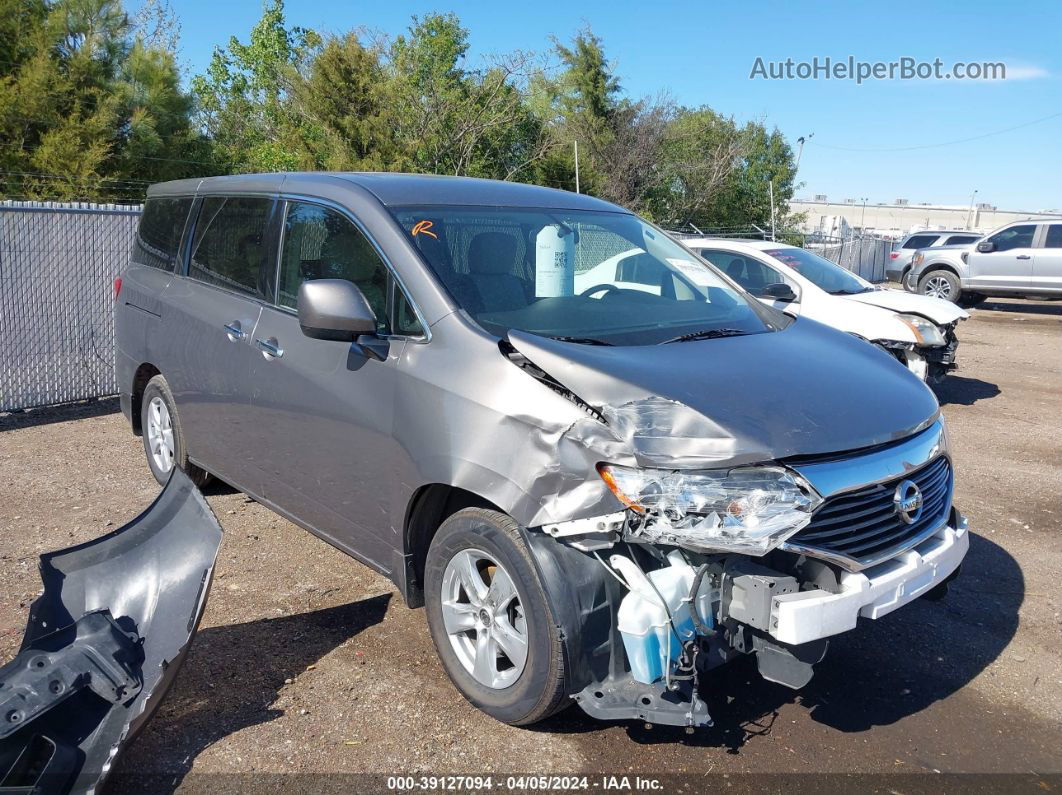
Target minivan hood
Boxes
[508,317,939,467]
[845,288,968,324]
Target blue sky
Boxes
[161,0,1060,210]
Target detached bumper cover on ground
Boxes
[0,468,222,794]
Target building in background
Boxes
[791,196,1062,240]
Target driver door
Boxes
[965,224,1037,291]
[242,200,415,571]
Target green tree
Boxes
[646,107,743,227]
[711,121,798,231]
[386,13,547,179]
[289,33,396,170]
[0,0,203,201]
[191,0,320,172]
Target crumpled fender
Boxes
[0,467,222,794]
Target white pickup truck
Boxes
[904,220,1062,306]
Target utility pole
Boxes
[859,197,869,235]
[966,189,978,229]
[573,140,580,194]
[768,180,777,241]
[794,133,813,173]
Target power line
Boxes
[0,170,153,186]
[809,111,1062,153]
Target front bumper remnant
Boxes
[771,516,968,646]
[0,468,223,794]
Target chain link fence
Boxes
[799,235,894,282]
[0,201,141,412]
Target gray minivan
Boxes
[115,173,968,729]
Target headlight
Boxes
[597,464,821,555]
[896,313,946,346]
[912,252,924,266]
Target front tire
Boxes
[919,269,961,303]
[140,375,211,488]
[424,508,569,725]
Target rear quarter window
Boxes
[943,235,978,246]
[133,197,193,271]
[902,234,940,249]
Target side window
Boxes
[616,252,665,286]
[189,197,275,298]
[134,197,192,271]
[988,224,1036,252]
[902,234,940,249]
[944,235,978,246]
[279,202,391,333]
[699,251,782,295]
[392,289,425,336]
[1044,225,1062,248]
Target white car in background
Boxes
[577,239,967,382]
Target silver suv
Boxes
[904,221,1062,305]
[887,230,981,283]
[113,173,967,730]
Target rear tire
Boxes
[918,269,961,304]
[140,375,211,488]
[424,508,569,725]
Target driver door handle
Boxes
[1016,254,1032,260]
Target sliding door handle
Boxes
[255,337,284,358]
[223,322,246,340]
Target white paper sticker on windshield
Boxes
[535,224,575,297]
[667,258,714,286]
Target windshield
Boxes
[764,248,874,295]
[392,206,775,345]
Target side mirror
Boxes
[297,279,377,341]
[762,282,797,302]
[976,240,995,253]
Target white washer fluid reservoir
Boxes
[610,551,716,685]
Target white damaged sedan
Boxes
[682,239,968,382]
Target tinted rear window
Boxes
[134,197,192,271]
[902,234,940,249]
[943,235,978,246]
[188,197,275,299]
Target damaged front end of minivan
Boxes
[491,327,969,730]
[0,468,222,794]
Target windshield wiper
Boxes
[660,328,747,344]
[829,288,872,295]
[549,335,615,346]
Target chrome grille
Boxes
[784,456,953,570]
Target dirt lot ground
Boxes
[2,297,1061,789]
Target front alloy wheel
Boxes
[918,268,962,303]
[923,275,952,300]
[440,549,528,688]
[423,508,570,725]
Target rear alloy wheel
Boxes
[140,375,211,488]
[919,269,961,303]
[145,396,175,475]
[424,508,569,725]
